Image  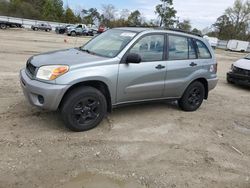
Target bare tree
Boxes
[225,0,250,34]
[102,4,117,21]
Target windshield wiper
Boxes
[79,48,96,55]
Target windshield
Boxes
[245,54,250,60]
[80,29,137,58]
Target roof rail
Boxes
[117,26,203,37]
[165,28,203,37]
[126,26,203,37]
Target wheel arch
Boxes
[59,80,112,112]
[185,78,208,100]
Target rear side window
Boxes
[168,35,197,60]
[195,40,212,59]
[168,35,188,60]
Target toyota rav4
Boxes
[20,28,218,132]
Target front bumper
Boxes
[227,71,250,87]
[20,69,70,111]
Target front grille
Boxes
[233,66,250,76]
[26,59,36,77]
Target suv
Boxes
[31,23,52,32]
[20,28,218,132]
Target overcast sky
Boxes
[65,0,236,29]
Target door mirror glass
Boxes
[126,53,141,64]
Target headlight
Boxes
[231,64,236,71]
[36,65,69,80]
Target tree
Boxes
[82,8,100,24]
[64,7,77,23]
[212,15,235,39]
[211,0,250,40]
[128,10,142,26]
[101,4,116,27]
[120,9,130,20]
[225,0,250,39]
[177,19,191,31]
[155,0,177,27]
[192,28,202,35]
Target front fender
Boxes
[55,64,119,104]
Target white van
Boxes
[203,36,218,49]
[227,40,249,52]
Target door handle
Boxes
[155,64,165,70]
[190,62,197,67]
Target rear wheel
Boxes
[34,27,38,31]
[179,81,205,112]
[61,87,107,132]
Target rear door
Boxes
[164,35,211,98]
[116,34,167,103]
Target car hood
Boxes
[67,26,76,30]
[30,48,108,67]
[234,58,250,70]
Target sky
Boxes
[64,0,236,30]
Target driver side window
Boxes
[129,35,164,62]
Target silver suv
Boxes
[20,28,218,131]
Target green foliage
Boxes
[177,19,191,32]
[0,0,65,22]
[64,7,78,23]
[128,10,142,26]
[82,8,100,24]
[191,28,202,35]
[212,0,250,40]
[155,0,177,27]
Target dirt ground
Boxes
[0,29,249,188]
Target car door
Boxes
[116,34,167,103]
[40,24,45,30]
[163,35,211,98]
[75,25,83,34]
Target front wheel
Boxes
[0,24,7,29]
[61,87,107,132]
[179,81,205,112]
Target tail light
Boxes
[210,63,217,73]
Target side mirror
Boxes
[126,53,141,64]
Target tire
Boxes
[61,86,107,132]
[0,24,7,29]
[34,27,38,31]
[227,76,234,84]
[70,31,76,36]
[179,81,205,112]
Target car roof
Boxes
[115,27,203,38]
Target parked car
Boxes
[20,28,218,132]
[98,25,106,33]
[66,24,88,36]
[55,24,73,34]
[227,40,249,52]
[31,23,52,32]
[0,20,23,29]
[227,54,250,86]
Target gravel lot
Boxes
[0,29,250,188]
